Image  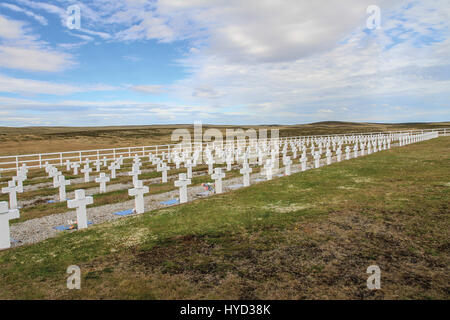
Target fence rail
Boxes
[0,127,448,173]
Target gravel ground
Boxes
[9,146,396,248]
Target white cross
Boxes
[300,153,307,171]
[283,156,292,176]
[95,173,110,193]
[211,167,226,194]
[206,157,215,175]
[12,173,26,189]
[49,167,60,187]
[108,162,119,179]
[184,160,194,179]
[314,151,321,168]
[263,160,273,180]
[174,157,181,169]
[2,180,23,210]
[0,201,20,249]
[240,163,252,187]
[336,148,342,162]
[20,163,28,172]
[174,173,191,204]
[326,148,332,165]
[65,160,71,171]
[128,167,141,187]
[157,162,170,183]
[102,157,108,167]
[94,160,101,172]
[56,175,71,201]
[345,146,351,160]
[128,180,149,214]
[81,165,92,183]
[353,144,359,158]
[226,155,233,171]
[71,162,80,175]
[67,189,93,230]
[44,163,52,174]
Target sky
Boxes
[0,0,449,126]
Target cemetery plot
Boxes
[0,131,437,250]
[0,135,447,299]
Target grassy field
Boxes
[0,136,448,299]
[0,121,449,156]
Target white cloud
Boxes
[0,74,120,95]
[0,45,74,72]
[0,14,75,72]
[0,3,48,25]
[0,15,26,39]
[129,84,165,94]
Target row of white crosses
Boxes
[0,132,436,250]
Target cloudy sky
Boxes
[0,0,449,126]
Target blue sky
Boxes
[0,0,449,126]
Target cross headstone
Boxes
[71,162,80,175]
[12,174,26,189]
[49,167,61,187]
[174,173,191,204]
[300,152,307,171]
[336,147,342,162]
[206,157,215,175]
[81,165,92,183]
[108,162,119,179]
[128,180,149,214]
[94,160,101,172]
[65,160,71,171]
[128,167,141,187]
[211,167,226,194]
[240,163,252,187]
[157,162,170,183]
[226,154,233,171]
[0,201,20,250]
[326,148,332,165]
[185,160,194,179]
[1,181,23,210]
[263,160,273,180]
[56,175,71,202]
[345,146,351,160]
[283,156,292,176]
[95,173,110,193]
[313,151,321,168]
[67,189,93,230]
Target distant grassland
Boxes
[0,121,449,156]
